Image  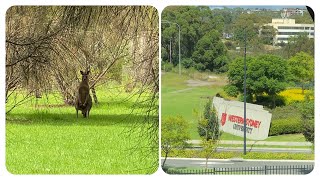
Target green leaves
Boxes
[288,52,314,89]
[284,33,314,58]
[232,14,260,44]
[161,116,190,167]
[197,99,221,141]
[161,6,228,71]
[192,30,228,72]
[161,116,190,150]
[297,97,314,144]
[228,54,288,101]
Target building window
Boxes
[278,32,302,35]
[278,26,305,30]
[278,37,288,40]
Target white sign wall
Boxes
[213,97,272,140]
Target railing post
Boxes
[265,165,267,175]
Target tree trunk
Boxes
[35,89,42,98]
[302,84,305,94]
[162,151,169,168]
[91,86,98,104]
[272,94,276,109]
[55,72,75,105]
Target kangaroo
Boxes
[75,70,92,118]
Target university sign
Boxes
[213,97,272,140]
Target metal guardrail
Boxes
[165,165,314,175]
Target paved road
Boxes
[162,157,314,169]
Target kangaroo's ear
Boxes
[80,70,84,75]
[87,70,90,75]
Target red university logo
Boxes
[221,113,227,126]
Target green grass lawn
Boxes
[6,88,158,174]
[161,72,223,139]
[220,132,307,142]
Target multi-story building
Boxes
[282,8,305,17]
[265,18,314,44]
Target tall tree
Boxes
[228,54,288,107]
[198,99,221,141]
[192,30,228,72]
[232,13,260,44]
[284,33,314,58]
[161,6,225,64]
[288,52,314,93]
[259,25,277,45]
[198,99,222,170]
[298,95,314,144]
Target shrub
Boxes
[162,62,174,72]
[195,63,205,72]
[297,99,314,144]
[224,40,235,50]
[269,104,304,136]
[237,94,254,103]
[269,118,303,136]
[223,85,238,97]
[186,67,197,79]
[255,94,286,108]
[279,88,311,105]
[198,99,220,141]
[270,104,301,120]
[243,152,314,160]
[181,58,194,69]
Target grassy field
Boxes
[161,71,307,142]
[220,132,307,142]
[161,72,224,139]
[6,87,158,174]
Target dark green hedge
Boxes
[269,118,303,136]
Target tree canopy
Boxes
[288,52,314,93]
[161,116,190,167]
[284,33,314,59]
[198,99,221,141]
[192,30,228,72]
[228,54,288,105]
[161,6,227,71]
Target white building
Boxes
[266,18,314,44]
[282,8,305,17]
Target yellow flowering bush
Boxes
[279,88,311,105]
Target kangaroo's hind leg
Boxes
[82,110,86,118]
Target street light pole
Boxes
[169,38,172,64]
[243,31,247,155]
[162,20,181,75]
[177,23,181,75]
